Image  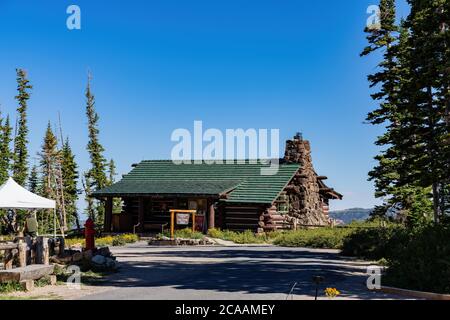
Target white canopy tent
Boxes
[0,177,56,209]
[0,177,58,236]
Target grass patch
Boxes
[207,229,266,244]
[35,276,52,288]
[0,281,23,294]
[65,233,139,248]
[54,266,108,286]
[157,228,205,240]
[0,295,60,300]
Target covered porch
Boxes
[101,195,220,234]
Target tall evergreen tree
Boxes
[28,165,40,194]
[37,123,59,232]
[107,159,116,186]
[364,0,450,222]
[82,173,95,220]
[361,0,425,221]
[39,123,58,199]
[107,158,122,213]
[84,72,108,225]
[0,112,13,184]
[61,138,80,230]
[401,0,450,221]
[13,69,32,186]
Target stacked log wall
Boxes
[260,205,292,232]
[221,204,265,232]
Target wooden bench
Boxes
[0,264,54,283]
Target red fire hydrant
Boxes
[84,218,96,251]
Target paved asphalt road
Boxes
[82,242,400,300]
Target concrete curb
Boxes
[375,286,450,300]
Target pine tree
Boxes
[0,112,13,184]
[401,0,450,222]
[28,165,40,194]
[361,1,424,221]
[364,0,450,223]
[61,138,80,230]
[37,123,59,232]
[39,123,58,199]
[13,68,32,186]
[107,158,122,213]
[107,159,116,186]
[84,73,108,225]
[82,173,95,220]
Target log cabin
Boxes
[93,134,342,234]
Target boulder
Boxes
[97,247,111,257]
[72,252,83,262]
[91,255,106,266]
[83,249,93,261]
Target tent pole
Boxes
[54,208,56,238]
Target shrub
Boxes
[65,234,139,248]
[341,224,405,260]
[272,227,352,249]
[383,223,450,294]
[206,228,223,239]
[96,236,115,247]
[120,233,139,243]
[112,237,127,246]
[341,220,450,294]
[174,228,204,239]
[230,230,265,244]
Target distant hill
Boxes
[329,208,373,224]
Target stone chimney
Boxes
[283,134,328,226]
[284,132,312,167]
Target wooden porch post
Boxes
[208,202,215,230]
[138,197,145,233]
[104,197,113,232]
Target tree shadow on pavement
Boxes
[94,248,392,300]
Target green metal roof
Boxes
[93,160,300,204]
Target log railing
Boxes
[0,236,50,270]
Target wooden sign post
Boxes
[169,209,197,239]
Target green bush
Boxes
[112,237,127,246]
[341,224,406,260]
[65,233,139,248]
[206,228,223,239]
[174,228,204,239]
[112,233,139,246]
[341,220,450,294]
[383,223,450,294]
[272,227,353,249]
[120,233,140,243]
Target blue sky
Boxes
[0,0,410,211]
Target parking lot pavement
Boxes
[81,242,403,300]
